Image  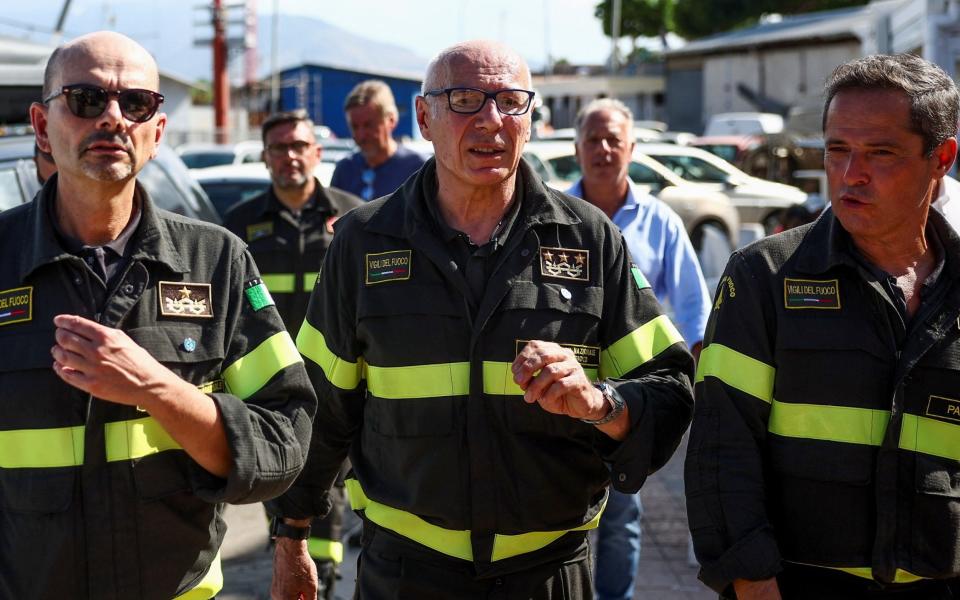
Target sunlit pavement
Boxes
[218,434,712,600]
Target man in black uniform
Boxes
[0,31,316,600]
[270,40,694,599]
[686,53,960,600]
[224,109,361,598]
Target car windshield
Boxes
[546,155,582,182]
[0,167,24,211]
[695,144,738,164]
[181,151,235,170]
[200,181,270,217]
[651,155,730,183]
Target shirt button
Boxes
[449,261,458,272]
[521,249,530,257]
[73,276,82,286]
[122,283,135,294]
[618,473,627,483]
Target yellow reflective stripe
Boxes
[899,414,960,461]
[490,492,607,561]
[482,361,599,396]
[308,538,344,563]
[600,315,683,379]
[223,331,302,400]
[367,362,469,399]
[345,478,474,561]
[173,551,223,600]
[769,401,889,446]
[261,273,295,293]
[0,425,85,468]
[346,479,601,562]
[105,417,182,462]
[790,562,925,585]
[696,343,775,403]
[303,272,319,290]
[297,321,364,390]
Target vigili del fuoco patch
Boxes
[926,395,960,423]
[539,246,589,282]
[366,250,411,285]
[158,282,214,318]
[784,278,840,310]
[246,221,273,242]
[515,339,600,367]
[0,286,32,326]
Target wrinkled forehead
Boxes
[438,51,531,89]
[53,43,160,91]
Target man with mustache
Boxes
[0,31,316,600]
[686,54,960,599]
[270,40,694,599]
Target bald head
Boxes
[43,31,159,99]
[422,40,530,94]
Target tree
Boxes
[595,0,674,54]
[672,0,868,39]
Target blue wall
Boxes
[279,65,422,139]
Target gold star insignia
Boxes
[543,250,554,261]
[559,252,569,263]
[179,287,192,300]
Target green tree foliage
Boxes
[595,0,674,49]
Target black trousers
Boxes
[724,563,960,600]
[354,522,593,600]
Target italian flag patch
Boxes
[244,278,275,311]
[631,266,650,291]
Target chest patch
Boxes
[246,221,273,242]
[925,395,960,423]
[0,286,32,326]
[158,281,214,318]
[366,250,411,285]
[539,246,589,282]
[515,339,600,367]
[784,278,840,310]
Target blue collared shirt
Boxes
[568,178,711,346]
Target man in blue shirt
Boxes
[331,80,426,201]
[568,98,711,600]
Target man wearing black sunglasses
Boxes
[0,31,317,600]
[271,40,693,600]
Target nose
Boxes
[96,97,126,129]
[473,96,503,131]
[840,151,869,187]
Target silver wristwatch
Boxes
[580,381,625,425]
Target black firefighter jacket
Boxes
[272,158,695,578]
[0,180,316,600]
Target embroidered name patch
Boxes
[784,278,840,310]
[631,265,650,291]
[926,395,960,423]
[515,340,600,367]
[246,221,273,242]
[198,379,226,394]
[244,278,275,312]
[540,246,589,282]
[158,281,214,318]
[0,286,32,326]
[714,276,737,311]
[366,250,411,285]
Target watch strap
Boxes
[270,516,311,541]
[580,381,625,425]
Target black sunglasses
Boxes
[43,84,164,123]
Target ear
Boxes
[149,112,167,159]
[415,96,432,142]
[934,137,958,174]
[29,102,52,154]
[574,141,582,167]
[315,144,323,162]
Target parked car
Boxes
[177,141,265,170]
[703,112,784,137]
[524,141,740,289]
[0,136,220,223]
[638,142,807,232]
[191,161,336,217]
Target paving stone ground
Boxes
[218,435,714,599]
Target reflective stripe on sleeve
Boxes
[0,425,85,468]
[172,551,223,600]
[223,331,303,400]
[600,315,683,379]
[308,538,344,563]
[768,401,889,446]
[696,343,775,403]
[296,321,364,390]
[303,272,319,291]
[105,417,182,462]
[345,478,604,562]
[789,561,925,585]
[261,273,295,294]
[367,362,470,399]
[899,414,960,462]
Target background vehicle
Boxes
[0,136,220,223]
[177,141,265,170]
[638,142,807,232]
[191,161,336,217]
[703,112,784,137]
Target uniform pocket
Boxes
[0,468,75,514]
[132,451,191,501]
[912,453,960,572]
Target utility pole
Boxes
[212,0,229,143]
[610,0,622,74]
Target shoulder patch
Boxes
[0,286,32,326]
[713,276,736,311]
[926,395,960,423]
[246,221,274,242]
[158,282,214,318]
[244,278,275,311]
[784,278,840,310]
[540,246,589,282]
[366,250,411,285]
[630,265,649,291]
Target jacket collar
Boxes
[18,176,189,282]
[364,157,581,239]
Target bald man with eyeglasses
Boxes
[0,31,317,600]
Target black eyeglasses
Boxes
[423,87,535,115]
[265,141,313,157]
[43,84,164,123]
